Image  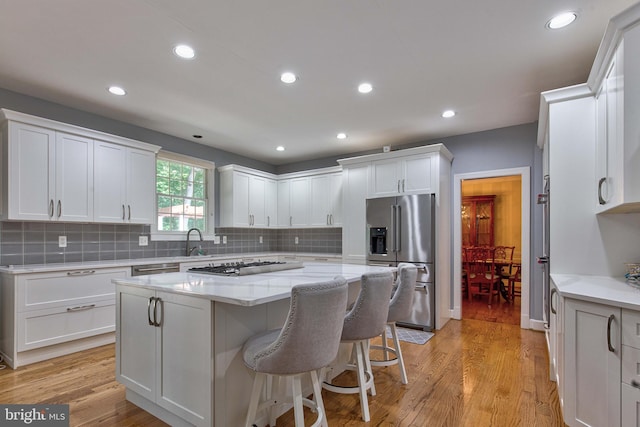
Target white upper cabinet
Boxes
[1,109,160,224]
[264,178,277,228]
[369,153,433,197]
[593,17,640,213]
[218,165,278,228]
[278,177,310,227]
[277,179,291,227]
[2,121,93,222]
[289,177,310,227]
[94,142,156,224]
[309,172,342,227]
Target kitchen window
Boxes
[153,151,215,239]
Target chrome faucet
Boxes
[186,228,203,256]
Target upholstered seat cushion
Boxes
[242,329,281,371]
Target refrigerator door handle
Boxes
[390,205,396,252]
[395,204,401,252]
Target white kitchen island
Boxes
[113,262,395,427]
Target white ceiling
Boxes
[0,0,636,165]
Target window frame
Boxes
[152,150,215,241]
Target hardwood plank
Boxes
[0,318,564,426]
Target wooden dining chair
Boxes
[508,264,522,301]
[461,246,470,299]
[464,246,502,307]
[494,245,515,283]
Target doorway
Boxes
[452,168,531,329]
[461,176,521,325]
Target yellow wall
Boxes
[462,175,522,260]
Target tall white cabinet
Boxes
[538,4,640,426]
[337,144,452,330]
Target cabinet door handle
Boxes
[147,297,155,326]
[632,380,640,389]
[49,199,54,218]
[402,179,405,192]
[330,214,333,225]
[122,204,126,220]
[267,216,270,227]
[598,177,607,205]
[128,205,131,221]
[607,314,616,352]
[290,216,292,227]
[66,304,96,312]
[57,200,62,218]
[67,270,96,276]
[550,288,557,315]
[327,214,330,225]
[154,297,163,327]
[397,180,401,193]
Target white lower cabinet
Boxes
[0,267,128,368]
[116,284,212,427]
[564,298,621,427]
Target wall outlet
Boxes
[138,236,149,246]
[213,235,221,244]
[58,236,67,248]
[294,236,299,245]
[222,236,227,244]
[259,236,263,244]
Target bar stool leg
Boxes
[362,340,376,396]
[389,323,408,384]
[245,372,265,427]
[310,370,328,427]
[354,342,371,422]
[291,375,305,426]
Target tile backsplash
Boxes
[0,222,342,266]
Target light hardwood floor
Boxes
[0,319,563,426]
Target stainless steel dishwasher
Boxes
[131,262,180,276]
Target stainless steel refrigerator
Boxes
[366,193,435,331]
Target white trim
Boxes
[152,156,216,239]
[452,167,531,329]
[158,150,215,170]
[337,143,453,166]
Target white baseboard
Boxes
[529,319,547,332]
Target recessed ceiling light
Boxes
[276,146,285,151]
[358,82,373,94]
[337,133,347,140]
[108,86,126,96]
[547,12,577,29]
[174,44,195,59]
[280,72,297,84]
[442,110,456,118]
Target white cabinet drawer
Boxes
[17,299,115,351]
[623,309,640,349]
[622,382,640,427]
[623,345,640,386]
[17,267,128,312]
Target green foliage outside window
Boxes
[156,159,207,232]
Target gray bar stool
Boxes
[370,263,418,384]
[243,277,348,427]
[322,271,394,422]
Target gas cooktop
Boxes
[188,260,304,276]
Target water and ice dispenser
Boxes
[369,227,388,255]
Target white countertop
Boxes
[0,252,341,274]
[552,273,640,310]
[113,262,396,306]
